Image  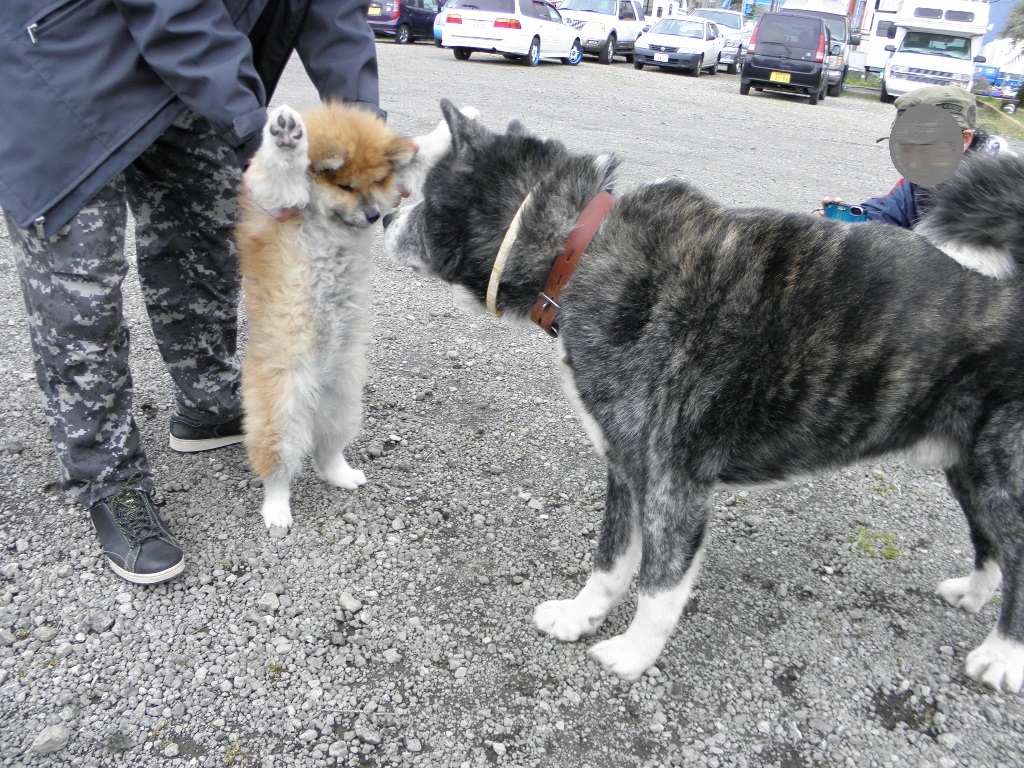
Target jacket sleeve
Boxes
[111,0,267,146]
[860,178,917,229]
[293,0,384,119]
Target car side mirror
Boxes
[884,44,895,52]
[830,42,842,56]
[886,25,896,39]
[850,32,860,46]
[974,55,987,63]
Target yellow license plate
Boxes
[769,71,791,84]
[368,6,381,14]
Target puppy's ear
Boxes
[439,98,486,154]
[385,135,418,170]
[312,153,347,173]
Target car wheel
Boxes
[739,80,750,95]
[880,82,895,103]
[634,60,644,70]
[727,62,737,75]
[598,34,615,64]
[827,71,844,97]
[524,37,541,66]
[708,55,719,75]
[691,55,702,77]
[434,37,442,48]
[808,86,819,105]
[625,53,634,63]
[453,47,471,61]
[562,39,583,66]
[395,24,411,45]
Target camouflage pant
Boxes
[3,111,243,507]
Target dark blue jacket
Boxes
[861,178,927,229]
[0,0,380,237]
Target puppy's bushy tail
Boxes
[917,153,1024,278]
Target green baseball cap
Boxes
[877,86,977,142]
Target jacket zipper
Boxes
[34,217,46,238]
[26,0,89,43]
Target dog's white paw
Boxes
[937,562,1001,613]
[588,634,659,682]
[260,495,293,531]
[534,598,605,642]
[965,631,1024,694]
[266,105,307,154]
[317,455,367,490]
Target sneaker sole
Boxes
[169,433,244,453]
[107,556,185,585]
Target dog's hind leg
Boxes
[311,353,367,491]
[588,474,711,681]
[937,464,1002,613]
[946,408,1024,693]
[534,465,640,641]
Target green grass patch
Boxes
[852,526,902,560]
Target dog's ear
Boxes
[440,98,485,154]
[506,118,530,137]
[385,135,418,171]
[312,153,347,173]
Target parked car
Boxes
[368,0,444,44]
[442,0,584,66]
[633,16,725,77]
[739,11,829,105]
[557,0,648,64]
[434,8,445,46]
[689,7,752,74]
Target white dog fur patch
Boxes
[966,629,1024,693]
[937,560,1002,614]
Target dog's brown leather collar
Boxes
[245,188,301,222]
[530,190,615,337]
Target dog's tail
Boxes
[916,153,1024,280]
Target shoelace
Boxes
[109,488,159,543]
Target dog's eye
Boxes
[336,183,354,192]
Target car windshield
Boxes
[899,31,972,59]
[690,10,741,30]
[818,13,848,42]
[559,0,617,13]
[652,19,704,38]
[446,0,515,9]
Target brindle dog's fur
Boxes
[384,101,1024,692]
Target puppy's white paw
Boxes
[260,495,293,531]
[265,105,308,154]
[588,634,658,682]
[316,455,367,490]
[534,598,605,642]
[965,631,1024,694]
[937,562,1001,614]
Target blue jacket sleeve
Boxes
[111,0,267,146]
[295,0,383,119]
[861,179,922,229]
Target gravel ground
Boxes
[1,43,1022,767]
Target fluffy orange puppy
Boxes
[236,103,416,529]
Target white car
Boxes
[558,0,648,64]
[442,0,584,65]
[632,16,725,76]
[689,7,752,74]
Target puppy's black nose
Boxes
[382,212,396,229]
[365,210,381,224]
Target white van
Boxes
[880,0,989,102]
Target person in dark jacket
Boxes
[0,0,382,585]
[816,86,984,229]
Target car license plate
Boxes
[368,6,381,14]
[769,71,791,84]
[654,53,669,63]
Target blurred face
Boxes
[888,104,967,188]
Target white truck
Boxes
[879,0,990,102]
[557,0,648,64]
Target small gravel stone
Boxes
[30,725,70,755]
[355,724,381,746]
[341,592,363,614]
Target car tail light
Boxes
[493,17,522,29]
[815,33,825,63]
[746,25,757,53]
[447,12,462,23]
[389,0,400,19]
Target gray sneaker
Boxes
[169,413,244,453]
[89,487,184,584]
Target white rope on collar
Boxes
[486,189,536,317]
